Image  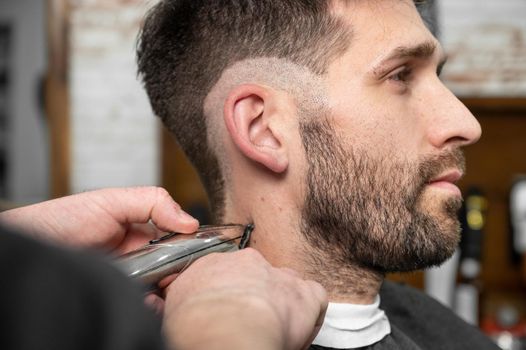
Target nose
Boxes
[425,82,481,149]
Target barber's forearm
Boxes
[163,293,284,350]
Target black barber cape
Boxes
[310,281,499,350]
[0,224,165,350]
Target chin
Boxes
[373,204,462,273]
[419,193,463,231]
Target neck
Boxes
[224,185,384,305]
[302,247,384,304]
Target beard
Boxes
[299,118,465,273]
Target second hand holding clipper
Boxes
[117,224,254,291]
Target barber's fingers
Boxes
[127,222,164,238]
[144,293,166,316]
[161,249,328,350]
[93,187,199,233]
[280,267,302,277]
[162,249,276,304]
[112,222,168,254]
[305,279,329,321]
[300,280,328,349]
[0,186,199,252]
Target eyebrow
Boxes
[371,40,447,78]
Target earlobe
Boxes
[224,84,289,173]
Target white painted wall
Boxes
[69,0,160,193]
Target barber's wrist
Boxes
[164,291,285,350]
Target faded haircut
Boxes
[137,0,352,220]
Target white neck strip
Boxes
[312,295,391,349]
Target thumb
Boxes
[94,187,199,233]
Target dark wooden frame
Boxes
[45,0,70,197]
[462,98,526,112]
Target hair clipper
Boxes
[116,224,254,291]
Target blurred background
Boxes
[0,0,525,348]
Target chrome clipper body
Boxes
[117,224,254,290]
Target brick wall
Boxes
[69,0,159,193]
[438,0,526,97]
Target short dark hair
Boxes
[137,0,352,220]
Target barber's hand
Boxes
[0,187,198,253]
[162,248,328,350]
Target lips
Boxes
[428,169,463,185]
[426,169,463,196]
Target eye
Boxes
[388,66,412,83]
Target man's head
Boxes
[138,0,481,288]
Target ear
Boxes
[223,84,289,173]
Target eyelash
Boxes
[388,67,412,83]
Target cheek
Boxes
[334,118,413,157]
[330,101,418,152]
[329,92,430,171]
